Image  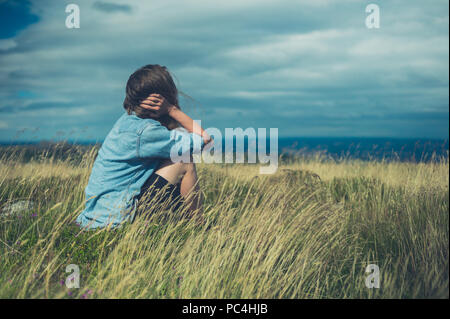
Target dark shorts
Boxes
[136,173,184,217]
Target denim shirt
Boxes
[76,111,204,229]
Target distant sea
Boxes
[276,137,449,162]
[1,137,448,163]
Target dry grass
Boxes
[0,145,448,298]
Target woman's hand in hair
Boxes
[140,93,175,118]
[141,95,213,147]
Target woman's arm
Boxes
[168,107,211,145]
[141,94,212,145]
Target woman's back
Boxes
[76,111,204,229]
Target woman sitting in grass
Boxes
[76,64,212,229]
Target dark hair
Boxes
[123,64,180,129]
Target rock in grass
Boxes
[0,200,35,217]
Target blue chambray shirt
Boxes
[76,111,204,229]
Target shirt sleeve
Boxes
[137,122,205,159]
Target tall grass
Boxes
[0,144,448,298]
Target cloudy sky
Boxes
[0,0,448,142]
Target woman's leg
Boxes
[154,159,203,218]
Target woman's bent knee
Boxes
[154,160,194,185]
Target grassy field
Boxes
[0,144,448,298]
